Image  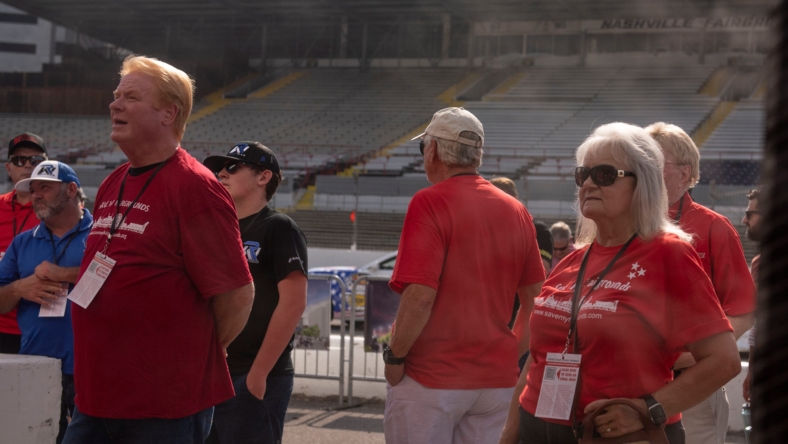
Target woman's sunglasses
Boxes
[574,165,636,187]
[8,155,46,167]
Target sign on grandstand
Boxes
[474,17,770,36]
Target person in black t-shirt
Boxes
[204,142,308,444]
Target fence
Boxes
[291,273,349,408]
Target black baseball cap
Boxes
[203,141,280,175]
[8,132,47,158]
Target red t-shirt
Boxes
[520,233,732,426]
[72,149,252,419]
[670,192,755,316]
[389,175,545,390]
[0,190,39,335]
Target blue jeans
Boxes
[62,405,214,444]
[207,373,294,444]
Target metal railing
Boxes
[291,273,348,408]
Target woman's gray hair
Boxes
[426,131,483,168]
[574,122,691,245]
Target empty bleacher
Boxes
[702,98,764,156]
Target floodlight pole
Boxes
[352,170,359,251]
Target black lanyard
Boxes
[11,197,34,237]
[104,159,168,253]
[48,227,80,266]
[563,233,638,355]
[673,194,685,223]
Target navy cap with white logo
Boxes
[15,161,81,192]
[203,141,281,175]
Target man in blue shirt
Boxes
[0,161,92,444]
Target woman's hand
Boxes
[498,423,520,444]
[584,398,647,438]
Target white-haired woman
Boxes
[499,122,740,444]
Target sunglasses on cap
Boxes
[574,165,636,187]
[8,155,46,167]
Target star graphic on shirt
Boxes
[628,272,636,279]
[638,268,646,276]
[631,262,640,271]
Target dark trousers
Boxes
[62,405,214,444]
[0,331,21,354]
[519,407,686,444]
[207,373,294,444]
[58,374,75,444]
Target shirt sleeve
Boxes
[181,204,252,298]
[389,192,445,294]
[0,237,21,286]
[269,217,308,283]
[664,243,733,352]
[708,218,756,316]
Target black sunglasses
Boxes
[215,160,254,176]
[745,210,760,219]
[8,155,46,167]
[419,140,426,155]
[574,165,636,187]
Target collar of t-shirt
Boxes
[668,191,692,219]
[239,206,270,236]
[128,161,165,177]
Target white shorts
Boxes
[384,374,514,444]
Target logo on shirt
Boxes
[230,144,250,156]
[288,256,303,267]
[39,165,56,176]
[244,241,261,263]
[94,216,150,234]
[626,262,647,280]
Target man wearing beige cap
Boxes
[384,107,545,443]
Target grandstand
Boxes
[0,0,771,255]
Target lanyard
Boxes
[12,197,34,237]
[48,228,80,266]
[103,159,168,254]
[673,194,685,223]
[563,233,638,356]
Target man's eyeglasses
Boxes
[745,210,760,219]
[419,140,426,155]
[574,165,636,187]
[215,160,254,177]
[8,155,45,167]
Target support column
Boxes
[261,24,268,70]
[441,13,451,59]
[698,29,706,64]
[361,23,368,70]
[579,30,587,66]
[467,23,474,68]
[340,17,348,58]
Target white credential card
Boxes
[39,288,69,317]
[68,253,116,309]
[534,352,582,421]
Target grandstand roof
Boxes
[10,0,777,34]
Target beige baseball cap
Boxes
[412,107,484,148]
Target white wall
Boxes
[0,2,57,72]
[0,354,61,444]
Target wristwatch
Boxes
[382,345,406,365]
[641,394,667,426]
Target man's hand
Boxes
[246,374,267,400]
[35,261,62,282]
[743,368,752,402]
[14,274,66,307]
[385,364,405,386]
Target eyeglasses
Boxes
[419,140,426,155]
[745,210,760,219]
[574,165,636,187]
[8,155,46,167]
[215,160,254,177]
[553,245,569,251]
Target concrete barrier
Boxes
[0,354,61,444]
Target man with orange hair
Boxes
[63,56,254,444]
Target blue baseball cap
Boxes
[15,161,81,192]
